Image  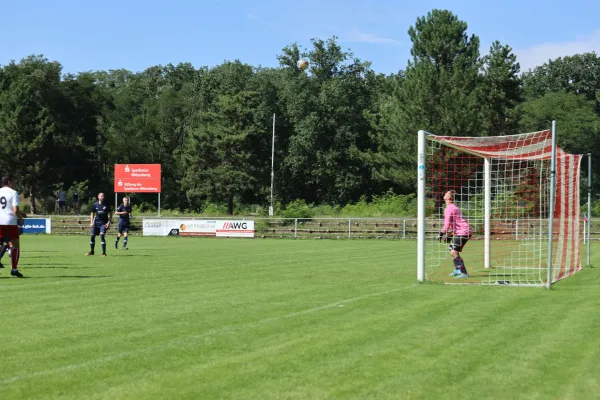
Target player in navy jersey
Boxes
[85,192,112,257]
[115,197,132,249]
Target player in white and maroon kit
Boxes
[438,190,472,279]
[0,175,24,277]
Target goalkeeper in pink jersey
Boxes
[438,190,472,279]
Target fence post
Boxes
[515,219,519,241]
[348,219,351,239]
[295,218,298,238]
[403,219,406,239]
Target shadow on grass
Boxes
[113,254,153,257]
[20,255,72,259]
[0,275,112,279]
[20,263,78,266]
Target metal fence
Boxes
[50,215,600,241]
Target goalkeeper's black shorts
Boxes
[450,235,471,252]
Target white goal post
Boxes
[417,122,585,287]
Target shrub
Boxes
[201,202,228,216]
[281,199,315,219]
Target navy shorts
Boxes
[449,235,471,252]
[91,223,108,236]
[118,222,130,234]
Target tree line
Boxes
[0,9,599,215]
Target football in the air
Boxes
[297,59,309,71]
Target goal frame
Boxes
[416,121,587,288]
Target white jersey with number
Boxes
[0,186,19,225]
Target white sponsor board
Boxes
[216,220,254,237]
[142,220,169,236]
[178,220,218,237]
[142,219,254,238]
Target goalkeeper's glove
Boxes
[439,231,453,243]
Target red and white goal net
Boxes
[417,129,582,286]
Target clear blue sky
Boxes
[2,0,599,75]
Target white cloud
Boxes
[247,14,259,20]
[345,30,401,45]
[515,29,600,72]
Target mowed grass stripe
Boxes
[0,237,598,399]
[0,238,410,387]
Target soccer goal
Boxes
[416,122,583,287]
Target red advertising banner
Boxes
[114,164,161,193]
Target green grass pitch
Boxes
[1,236,599,399]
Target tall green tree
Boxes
[364,72,409,192]
[180,61,271,214]
[180,94,256,214]
[277,37,379,204]
[522,52,600,102]
[92,65,200,209]
[371,10,481,193]
[520,91,600,194]
[520,91,600,155]
[479,41,523,136]
[0,56,96,212]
